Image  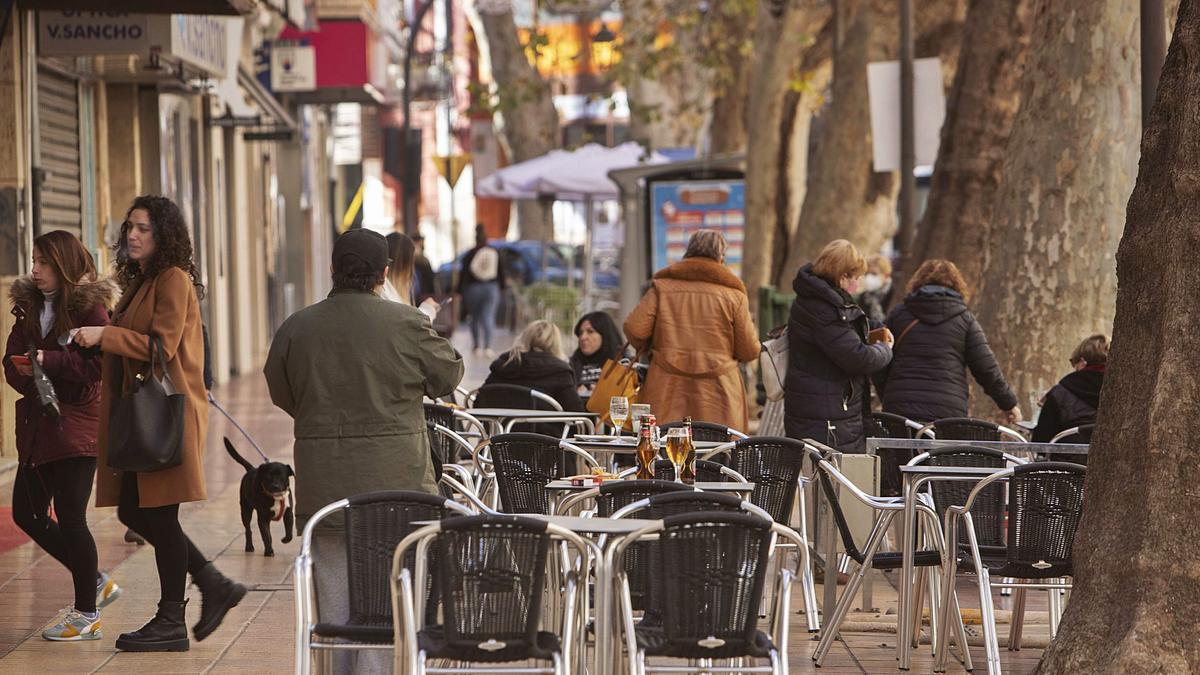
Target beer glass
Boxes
[609,396,630,437]
[664,427,689,483]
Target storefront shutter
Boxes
[36,65,82,238]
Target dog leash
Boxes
[207,391,271,463]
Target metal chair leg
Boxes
[978,570,1001,675]
[1008,587,1027,651]
[911,567,927,649]
[1047,581,1064,638]
[812,516,892,664]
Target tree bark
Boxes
[742,1,832,317]
[972,0,1139,418]
[1035,2,1200,672]
[474,7,560,241]
[708,52,753,155]
[901,0,1036,294]
[620,0,715,150]
[778,0,966,286]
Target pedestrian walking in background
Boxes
[624,230,759,431]
[1032,334,1108,443]
[385,231,441,319]
[786,239,894,452]
[857,254,894,325]
[411,233,436,301]
[456,224,506,358]
[480,319,585,413]
[265,228,463,523]
[74,195,246,652]
[4,231,119,642]
[876,259,1021,425]
[569,311,625,401]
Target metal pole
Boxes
[897,0,916,259]
[583,197,594,312]
[1141,0,1166,122]
[402,0,436,236]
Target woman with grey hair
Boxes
[624,230,759,430]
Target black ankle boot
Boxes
[192,563,248,641]
[116,599,189,652]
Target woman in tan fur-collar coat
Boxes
[624,230,760,432]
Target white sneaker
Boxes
[483,348,496,359]
[43,607,102,641]
[97,571,121,609]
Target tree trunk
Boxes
[972,0,1139,419]
[901,0,1036,294]
[778,0,966,286]
[742,1,832,317]
[1035,2,1200,672]
[708,52,753,155]
[474,8,560,241]
[620,0,715,150]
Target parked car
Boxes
[435,240,618,293]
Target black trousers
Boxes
[12,457,100,613]
[116,472,209,602]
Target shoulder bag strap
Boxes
[894,319,920,349]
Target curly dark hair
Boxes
[114,195,205,300]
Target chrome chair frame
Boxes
[390,518,593,675]
[293,495,473,675]
[933,466,1082,675]
[606,515,802,675]
[809,449,975,668]
[916,419,1028,443]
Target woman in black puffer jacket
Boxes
[877,259,1021,425]
[786,240,893,453]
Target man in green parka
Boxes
[264,229,463,527]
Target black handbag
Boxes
[107,335,185,472]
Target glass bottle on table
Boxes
[635,415,657,480]
[680,416,697,484]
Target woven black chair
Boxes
[868,412,921,497]
[650,458,747,483]
[391,514,590,675]
[472,383,578,438]
[722,436,807,525]
[611,511,797,674]
[908,446,1026,554]
[595,479,693,517]
[481,432,599,514]
[935,462,1086,674]
[659,419,748,443]
[811,451,973,667]
[917,416,1026,442]
[294,491,472,674]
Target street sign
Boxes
[432,154,471,189]
[866,57,945,172]
[270,44,316,92]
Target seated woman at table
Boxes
[624,230,760,431]
[480,319,585,413]
[785,239,893,453]
[875,259,1021,426]
[569,311,626,402]
[1031,334,1107,443]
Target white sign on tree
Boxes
[866,57,946,172]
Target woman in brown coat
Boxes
[624,230,760,431]
[74,195,245,652]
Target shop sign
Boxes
[39,11,150,55]
[39,12,228,78]
[270,44,316,92]
[170,14,228,76]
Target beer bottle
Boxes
[635,416,656,479]
[681,416,697,484]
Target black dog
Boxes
[224,437,294,556]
